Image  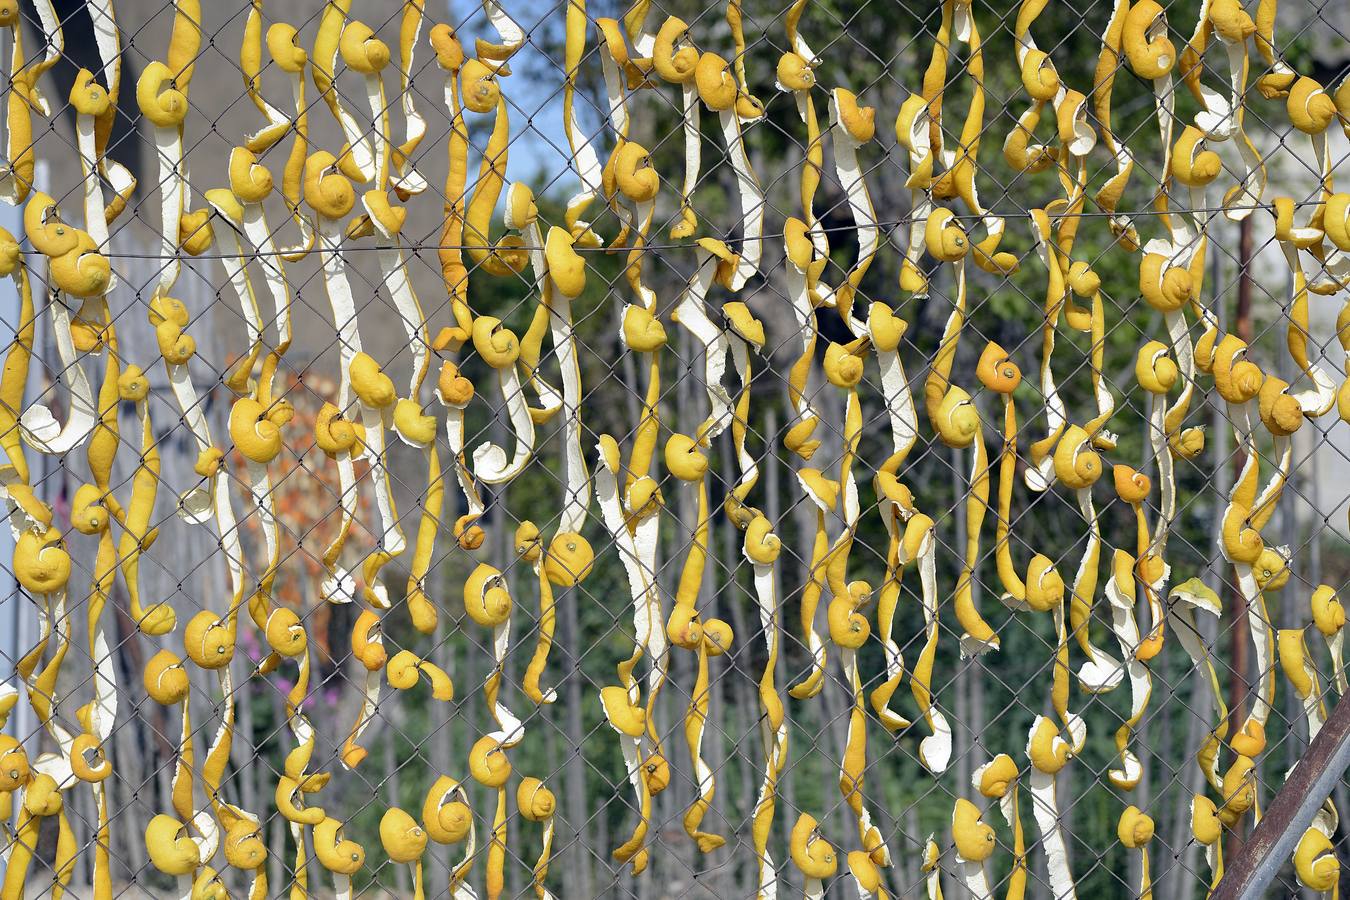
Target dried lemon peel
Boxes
[269,623,325,895]
[468,735,514,900]
[462,57,525,278]
[741,516,788,897]
[1024,716,1077,897]
[424,775,477,897]
[824,88,880,327]
[350,354,405,614]
[594,435,667,873]
[653,16,700,237]
[922,217,996,656]
[303,152,364,602]
[1020,209,1067,492]
[1294,805,1340,892]
[315,815,366,899]
[464,575,524,897]
[896,95,935,295]
[1104,477,1155,792]
[790,813,838,899]
[559,0,603,234]
[534,229,590,534]
[1135,340,1181,574]
[723,305,765,529]
[900,511,951,774]
[788,468,835,700]
[137,0,205,295]
[1279,627,1328,747]
[380,807,428,899]
[820,336,889,866]
[1005,0,1099,243]
[1190,793,1225,888]
[229,343,294,642]
[1311,585,1348,695]
[112,374,175,635]
[869,305,918,732]
[675,241,738,444]
[516,777,558,898]
[973,754,1026,898]
[303,207,402,611]
[242,15,313,257]
[386,648,454,702]
[509,194,566,426]
[340,607,384,769]
[1092,0,1138,247]
[942,382,997,657]
[783,218,825,460]
[776,2,830,298]
[19,195,100,455]
[929,7,1017,280]
[311,0,374,182]
[8,520,83,900]
[664,433,727,853]
[0,228,35,481]
[951,797,995,896]
[469,316,536,484]
[1273,206,1337,415]
[1168,578,1230,791]
[0,10,37,205]
[74,360,120,897]
[593,20,638,247]
[1065,263,1118,444]
[692,49,764,289]
[682,611,732,854]
[1212,353,1282,762]
[1116,806,1155,896]
[69,62,129,260]
[1052,424,1122,694]
[920,836,945,899]
[431,22,474,347]
[427,56,486,554]
[464,565,527,794]
[980,342,1052,618]
[357,190,437,625]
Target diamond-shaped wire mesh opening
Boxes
[1,0,1349,896]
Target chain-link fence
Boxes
[2,0,1350,896]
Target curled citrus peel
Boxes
[782,218,824,461]
[790,813,837,899]
[869,304,917,735]
[900,509,950,775]
[789,468,836,701]
[517,777,558,898]
[1118,806,1156,896]
[1025,716,1077,897]
[469,735,514,900]
[951,797,995,895]
[19,195,100,456]
[1169,578,1230,799]
[315,815,366,898]
[741,514,788,895]
[594,434,666,873]
[664,432,726,853]
[822,335,890,866]
[1311,585,1348,695]
[975,753,1026,897]
[424,774,476,894]
[380,806,428,899]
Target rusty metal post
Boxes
[1213,695,1350,899]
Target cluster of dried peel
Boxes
[2,0,1350,897]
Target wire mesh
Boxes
[1,0,1349,896]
